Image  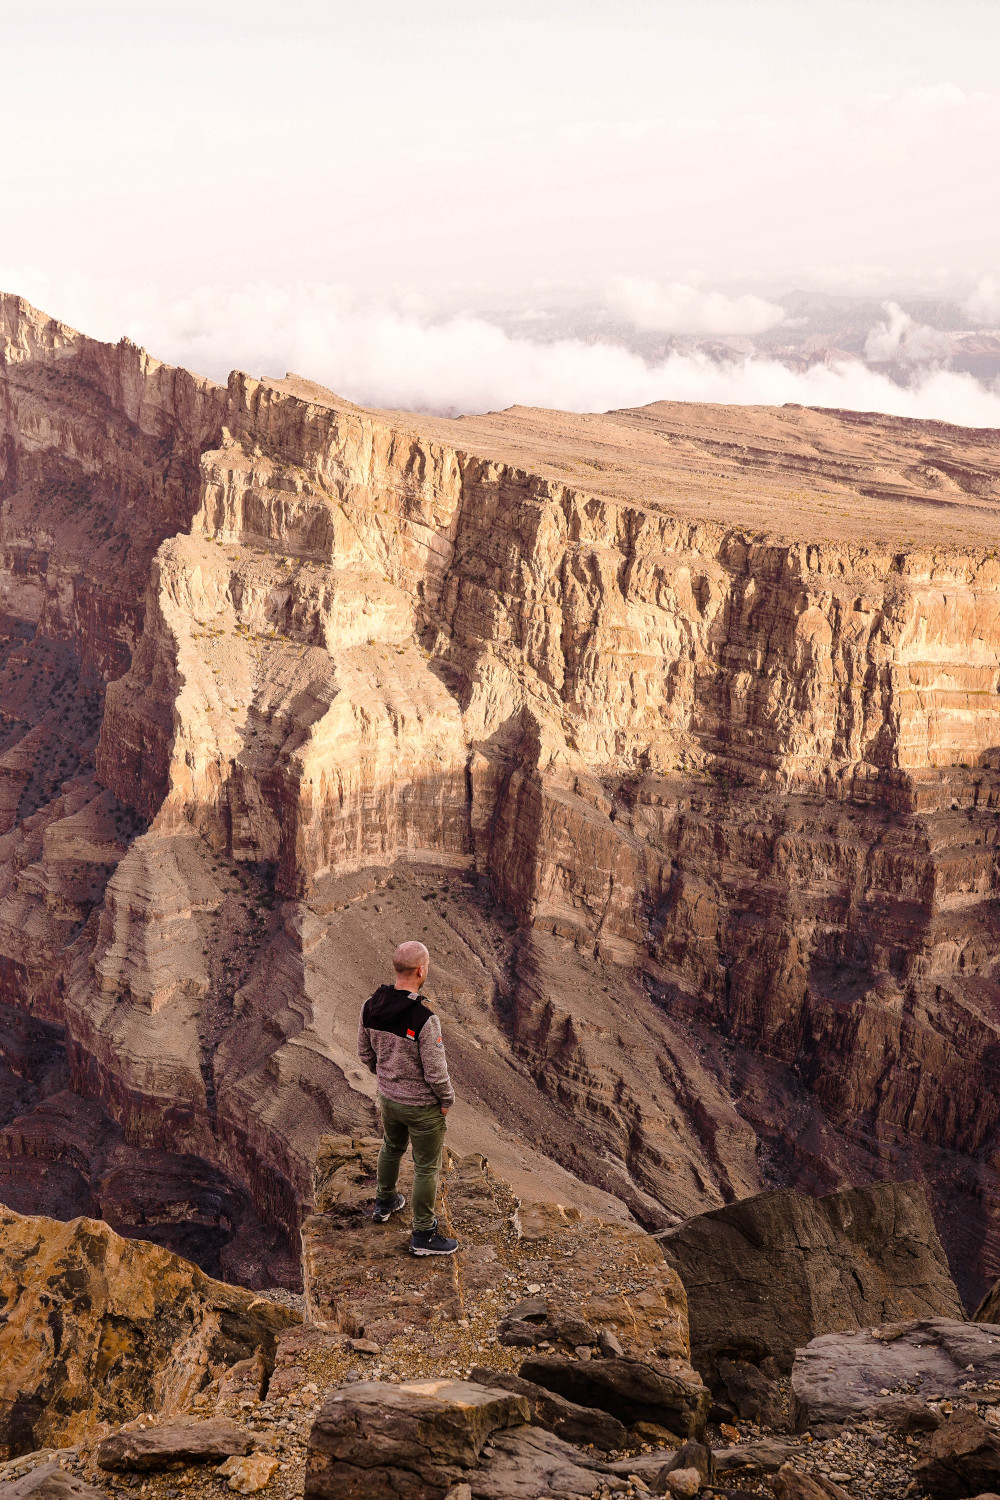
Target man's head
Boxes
[393,940,430,990]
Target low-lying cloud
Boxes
[966,275,1000,325]
[863,302,953,364]
[605,277,786,335]
[4,271,1000,429]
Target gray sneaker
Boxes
[409,1218,459,1256]
[372,1192,406,1223]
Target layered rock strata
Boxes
[3,293,1000,1294]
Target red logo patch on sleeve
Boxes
[406,1028,416,1038]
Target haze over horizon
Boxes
[5,0,1000,422]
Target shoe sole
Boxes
[410,1245,459,1256]
[372,1197,406,1223]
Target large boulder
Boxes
[0,1205,299,1459]
[467,1368,627,1451]
[658,1180,963,1378]
[791,1319,1000,1429]
[518,1354,709,1439]
[915,1409,1000,1498]
[304,1379,530,1500]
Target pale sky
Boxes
[3,1,1000,417]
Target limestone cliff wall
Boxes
[3,295,1000,1300]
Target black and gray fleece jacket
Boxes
[357,985,456,1109]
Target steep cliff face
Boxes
[2,294,1000,1300]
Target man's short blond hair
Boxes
[393,940,429,975]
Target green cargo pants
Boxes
[376,1094,447,1233]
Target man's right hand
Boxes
[440,1105,450,1115]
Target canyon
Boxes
[2,290,1000,1306]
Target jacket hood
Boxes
[366,984,421,1024]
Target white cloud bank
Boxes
[966,275,1000,325]
[4,272,1000,429]
[863,302,953,364]
[605,277,786,335]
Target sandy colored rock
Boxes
[662,1469,701,1499]
[216,1454,281,1493]
[0,1205,298,1458]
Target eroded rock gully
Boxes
[3,291,1000,1298]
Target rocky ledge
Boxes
[3,1143,1000,1500]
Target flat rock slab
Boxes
[468,1426,618,1499]
[468,1367,628,1451]
[0,1464,109,1500]
[95,1420,252,1472]
[792,1319,1000,1428]
[658,1180,963,1379]
[713,1438,811,1477]
[518,1354,709,1438]
[305,1379,530,1500]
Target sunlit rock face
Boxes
[3,290,1000,1302]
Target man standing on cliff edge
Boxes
[357,939,459,1256]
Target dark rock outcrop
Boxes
[915,1409,1000,1498]
[659,1181,963,1379]
[518,1354,709,1440]
[467,1368,627,1451]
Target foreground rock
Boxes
[659,1180,963,1380]
[0,1465,109,1500]
[95,1419,252,1472]
[0,1206,299,1458]
[467,1427,611,1499]
[468,1368,628,1450]
[914,1410,1000,1498]
[771,1466,853,1500]
[791,1319,1000,1428]
[518,1354,709,1439]
[304,1379,530,1499]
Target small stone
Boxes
[216,1455,280,1494]
[664,1467,701,1498]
